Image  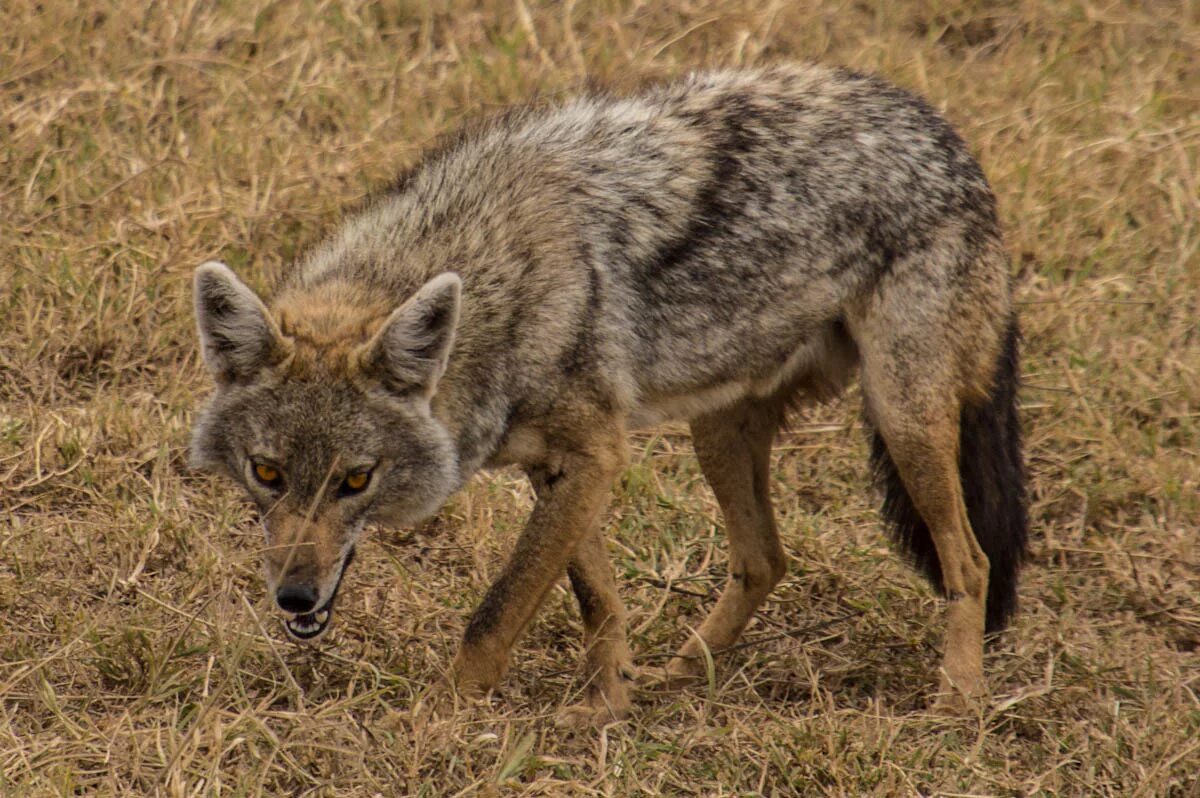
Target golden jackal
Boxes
[192,65,1027,724]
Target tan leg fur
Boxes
[662,398,789,685]
[558,527,636,726]
[857,342,992,707]
[451,415,628,704]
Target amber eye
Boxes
[341,470,371,495]
[253,463,281,487]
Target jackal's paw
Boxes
[643,649,712,690]
[556,699,631,730]
[930,670,987,716]
[557,660,636,729]
[557,683,634,729]
[637,662,700,692]
[411,680,496,734]
[450,644,509,697]
[410,682,455,730]
[653,632,721,688]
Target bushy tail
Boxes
[869,317,1028,634]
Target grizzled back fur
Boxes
[280,65,1011,462]
[192,63,1027,689]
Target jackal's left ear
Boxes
[358,272,461,397]
[194,261,289,383]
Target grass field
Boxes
[2,0,1198,795]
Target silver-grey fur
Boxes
[192,64,1026,720]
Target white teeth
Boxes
[285,608,331,638]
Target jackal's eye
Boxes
[340,470,372,496]
[252,462,282,488]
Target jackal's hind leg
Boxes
[557,527,636,727]
[663,398,788,685]
[862,358,991,707]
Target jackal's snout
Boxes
[261,508,358,640]
[276,582,319,614]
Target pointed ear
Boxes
[193,261,288,383]
[358,272,461,397]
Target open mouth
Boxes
[283,549,355,642]
[285,605,333,639]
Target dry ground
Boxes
[2,0,1198,795]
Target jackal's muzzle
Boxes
[280,547,356,641]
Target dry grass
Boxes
[2,0,1198,795]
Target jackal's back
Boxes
[283,64,1008,466]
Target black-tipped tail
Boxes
[870,318,1028,633]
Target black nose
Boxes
[276,584,318,614]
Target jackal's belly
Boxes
[626,321,858,428]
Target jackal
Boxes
[191,64,1027,723]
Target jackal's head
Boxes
[189,262,461,641]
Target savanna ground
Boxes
[2,0,1198,795]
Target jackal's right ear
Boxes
[194,261,288,383]
[358,272,461,398]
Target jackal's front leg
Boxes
[559,526,636,726]
[452,422,626,697]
